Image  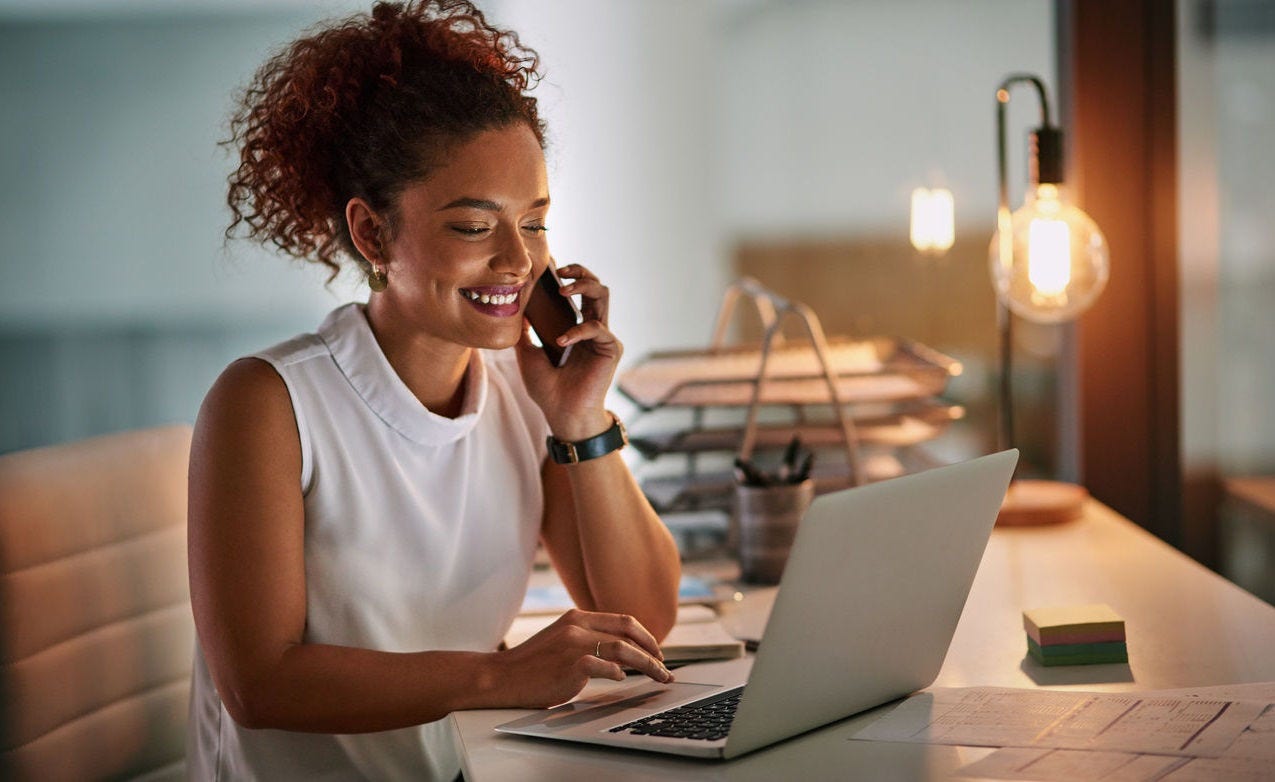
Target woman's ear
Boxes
[346,198,388,266]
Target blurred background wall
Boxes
[2,0,1273,594]
[1178,0,1275,600]
[0,0,1053,456]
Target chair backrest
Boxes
[0,425,194,782]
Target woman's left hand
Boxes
[516,262,621,439]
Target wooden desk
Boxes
[449,501,1275,780]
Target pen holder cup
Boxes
[731,479,815,585]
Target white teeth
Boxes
[464,290,517,305]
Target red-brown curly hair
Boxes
[225,0,545,279]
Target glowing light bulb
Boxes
[909,187,955,256]
[989,183,1108,323]
[1027,218,1069,297]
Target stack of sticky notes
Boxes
[1023,604,1127,666]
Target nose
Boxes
[491,225,535,278]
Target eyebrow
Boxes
[438,196,550,212]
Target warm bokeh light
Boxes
[909,187,955,256]
[989,183,1108,323]
[1027,218,1070,297]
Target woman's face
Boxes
[375,123,550,352]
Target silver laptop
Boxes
[495,449,1018,759]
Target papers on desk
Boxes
[852,684,1275,781]
[504,604,744,665]
[518,575,724,615]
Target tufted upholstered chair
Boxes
[0,425,194,781]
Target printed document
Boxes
[853,684,1275,781]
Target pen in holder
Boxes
[732,436,815,584]
[732,478,814,585]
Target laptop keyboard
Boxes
[607,686,743,741]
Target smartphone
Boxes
[525,263,582,367]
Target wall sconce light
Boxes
[992,74,1109,525]
[910,187,955,256]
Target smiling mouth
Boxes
[460,288,519,305]
[458,284,525,313]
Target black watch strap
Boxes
[546,413,628,465]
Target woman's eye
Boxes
[450,225,491,236]
[522,224,549,234]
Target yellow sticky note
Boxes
[1023,604,1125,645]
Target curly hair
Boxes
[225,0,545,279]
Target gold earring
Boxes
[368,265,388,292]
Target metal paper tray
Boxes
[638,447,944,515]
[617,337,960,410]
[628,401,964,459]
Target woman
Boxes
[186,2,681,779]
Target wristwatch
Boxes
[546,412,628,465]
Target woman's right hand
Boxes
[493,608,674,709]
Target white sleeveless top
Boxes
[188,303,549,781]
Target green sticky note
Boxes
[1027,637,1127,666]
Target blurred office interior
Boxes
[0,0,1271,599]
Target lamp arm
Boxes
[997,74,1052,127]
[993,74,1054,456]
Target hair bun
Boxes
[225,0,545,280]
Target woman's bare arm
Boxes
[518,261,681,644]
[188,359,669,733]
[539,450,681,642]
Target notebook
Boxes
[495,449,1018,759]
[505,605,744,665]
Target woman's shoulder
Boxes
[199,312,342,445]
[198,311,342,444]
[253,331,329,370]
[196,318,329,431]
[190,355,304,488]
[200,357,294,432]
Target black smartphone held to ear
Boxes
[525,263,582,367]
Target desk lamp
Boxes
[991,74,1109,525]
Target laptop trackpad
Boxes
[497,681,721,735]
